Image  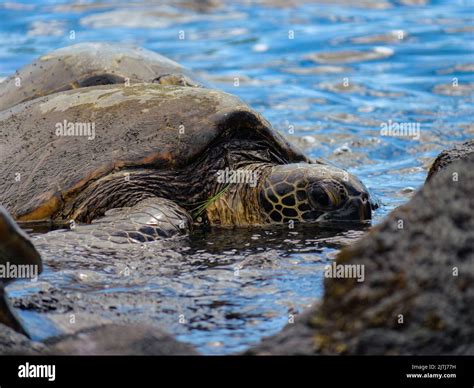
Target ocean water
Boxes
[1,0,473,354]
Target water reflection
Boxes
[8,224,366,354]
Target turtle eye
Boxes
[308,185,332,210]
[308,181,345,211]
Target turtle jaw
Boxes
[258,163,373,225]
[313,192,372,223]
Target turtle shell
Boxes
[0,42,201,111]
[0,84,310,221]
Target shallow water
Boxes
[1,0,473,354]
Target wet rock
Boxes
[246,304,319,355]
[248,157,474,355]
[0,205,43,337]
[437,63,474,75]
[351,30,407,44]
[426,139,474,182]
[1,321,198,355]
[27,20,65,37]
[285,65,351,75]
[333,144,352,155]
[13,288,70,314]
[433,82,474,96]
[0,324,46,355]
[306,47,393,64]
[80,7,244,29]
[44,324,198,355]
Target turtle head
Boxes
[258,163,373,224]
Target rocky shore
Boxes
[0,320,197,355]
[426,139,474,182]
[249,143,474,355]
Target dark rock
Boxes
[0,325,45,354]
[248,157,474,355]
[246,304,319,355]
[0,205,43,337]
[426,139,474,182]
[44,324,198,355]
[2,321,198,355]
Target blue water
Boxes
[1,0,473,354]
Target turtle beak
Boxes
[358,193,372,221]
[314,193,372,223]
[329,194,372,222]
[344,175,374,222]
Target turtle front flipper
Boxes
[72,197,192,243]
[0,205,43,337]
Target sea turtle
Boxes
[0,206,42,336]
[0,42,200,112]
[0,82,372,241]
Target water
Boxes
[1,0,473,354]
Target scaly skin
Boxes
[205,163,373,227]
